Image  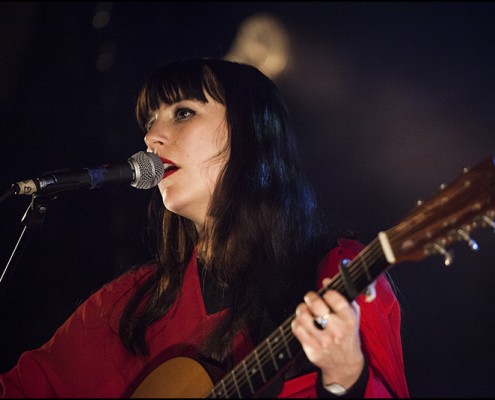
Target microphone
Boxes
[12,151,165,196]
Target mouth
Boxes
[161,157,179,178]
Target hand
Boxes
[291,278,365,389]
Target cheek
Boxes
[195,137,228,180]
[201,160,226,193]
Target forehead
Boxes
[149,66,223,105]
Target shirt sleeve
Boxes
[0,269,149,398]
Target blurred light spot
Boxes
[96,40,116,72]
[224,13,290,80]
[92,2,114,29]
[96,52,114,71]
[92,11,110,29]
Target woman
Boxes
[0,58,409,398]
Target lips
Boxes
[160,157,179,178]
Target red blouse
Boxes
[0,238,409,398]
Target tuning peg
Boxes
[457,229,479,251]
[432,243,454,266]
[482,215,495,233]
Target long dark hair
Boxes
[119,58,330,362]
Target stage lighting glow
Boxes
[224,13,290,80]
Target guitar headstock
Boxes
[382,156,495,265]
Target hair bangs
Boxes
[136,61,225,132]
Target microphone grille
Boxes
[129,151,164,189]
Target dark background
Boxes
[1,2,495,397]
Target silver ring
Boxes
[313,313,331,330]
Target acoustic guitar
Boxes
[131,156,495,398]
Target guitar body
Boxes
[131,357,214,398]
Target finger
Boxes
[322,290,354,318]
[295,301,322,328]
[322,277,332,288]
[304,291,334,331]
[292,319,321,350]
[304,291,331,317]
[292,305,323,347]
[295,299,331,338]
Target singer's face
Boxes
[144,93,229,231]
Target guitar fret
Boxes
[258,341,278,379]
[254,348,267,383]
[266,335,280,371]
[279,326,292,358]
[242,360,255,395]
[284,321,302,355]
[245,354,265,391]
[209,378,226,398]
[230,369,242,398]
[221,378,228,397]
[270,332,292,367]
[358,251,373,282]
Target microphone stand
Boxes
[0,194,52,290]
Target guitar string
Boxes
[210,238,387,397]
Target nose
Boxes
[144,125,165,154]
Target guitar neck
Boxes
[207,237,389,398]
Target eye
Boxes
[174,107,195,121]
[145,112,157,132]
